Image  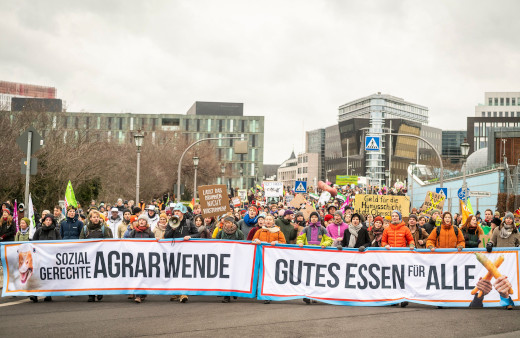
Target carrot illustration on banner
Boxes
[474,253,514,295]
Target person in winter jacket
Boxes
[59,206,83,240]
[153,213,168,240]
[407,214,429,249]
[296,212,333,248]
[339,213,371,251]
[204,216,216,235]
[460,215,484,248]
[382,210,415,250]
[216,215,245,304]
[293,211,307,238]
[193,215,212,239]
[80,210,112,302]
[15,217,31,242]
[275,210,298,244]
[164,203,200,303]
[145,205,159,231]
[117,209,132,238]
[238,205,259,236]
[31,214,62,302]
[128,214,154,303]
[252,214,286,245]
[487,212,520,251]
[327,211,349,246]
[106,207,122,238]
[247,213,266,240]
[369,216,384,247]
[0,209,16,242]
[424,209,441,234]
[426,211,465,251]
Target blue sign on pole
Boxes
[457,187,470,201]
[294,180,307,193]
[365,136,380,151]
[436,188,447,197]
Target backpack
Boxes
[83,224,106,238]
[435,225,458,245]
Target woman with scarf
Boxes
[204,216,216,234]
[194,215,211,238]
[31,214,62,302]
[460,215,484,248]
[0,209,15,242]
[487,212,520,251]
[128,215,154,303]
[246,213,266,240]
[153,213,169,240]
[369,216,384,247]
[238,206,259,237]
[339,213,371,251]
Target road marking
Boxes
[0,299,30,307]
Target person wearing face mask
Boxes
[460,215,484,249]
[487,212,520,252]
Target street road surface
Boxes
[0,295,518,337]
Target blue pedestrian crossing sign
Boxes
[436,187,448,197]
[294,180,307,193]
[365,136,380,151]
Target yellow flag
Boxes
[461,200,472,225]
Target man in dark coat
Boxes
[60,206,83,240]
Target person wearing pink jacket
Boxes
[327,211,349,246]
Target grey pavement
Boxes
[0,295,518,337]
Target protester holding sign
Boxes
[426,212,465,251]
[382,211,415,250]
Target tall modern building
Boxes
[305,128,326,181]
[0,80,57,111]
[442,130,467,164]
[337,93,437,186]
[6,101,264,190]
[468,92,520,154]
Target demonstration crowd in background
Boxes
[0,182,518,308]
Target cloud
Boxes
[1,0,519,164]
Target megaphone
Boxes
[169,215,181,229]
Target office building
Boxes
[468,92,520,154]
[277,151,319,190]
[6,101,264,189]
[305,128,325,181]
[442,130,467,164]
[0,80,56,111]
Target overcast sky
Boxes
[1,0,519,164]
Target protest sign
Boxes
[285,195,294,204]
[421,191,446,212]
[232,197,241,207]
[1,239,258,297]
[238,189,248,203]
[289,194,307,209]
[258,245,520,307]
[263,182,283,198]
[353,194,410,217]
[318,191,331,206]
[198,184,230,219]
[336,175,358,185]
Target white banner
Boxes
[258,246,520,307]
[2,239,258,297]
[263,182,283,197]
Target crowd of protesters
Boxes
[0,182,518,309]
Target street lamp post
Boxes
[409,162,415,209]
[176,137,242,202]
[239,167,244,189]
[192,156,199,203]
[460,140,470,203]
[133,130,144,204]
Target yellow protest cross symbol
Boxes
[425,191,444,212]
[474,253,514,296]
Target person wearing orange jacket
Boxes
[252,214,287,246]
[381,210,415,250]
[426,211,465,252]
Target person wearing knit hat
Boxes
[424,209,441,235]
[323,214,333,226]
[487,211,520,252]
[15,217,31,242]
[381,210,415,250]
[275,209,297,244]
[246,213,266,240]
[369,216,384,247]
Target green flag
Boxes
[65,180,78,208]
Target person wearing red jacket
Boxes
[381,210,415,250]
